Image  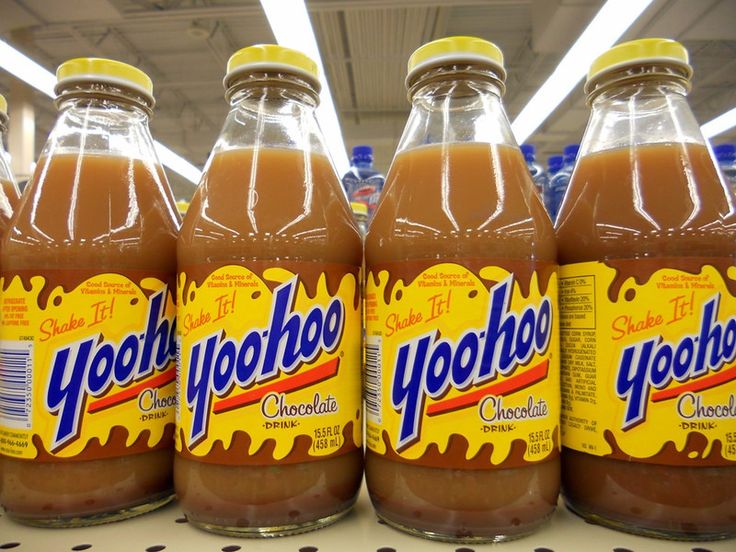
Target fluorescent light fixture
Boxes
[702,106,736,139]
[511,0,654,144]
[260,0,351,176]
[0,37,201,184]
[0,39,56,98]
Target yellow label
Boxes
[0,273,176,460]
[560,261,736,465]
[365,262,560,468]
[175,265,362,465]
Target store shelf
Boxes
[0,487,733,552]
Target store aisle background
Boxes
[0,0,735,202]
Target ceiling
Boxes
[1,0,735,199]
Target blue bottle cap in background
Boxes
[520,144,535,162]
[352,145,373,164]
[563,144,580,163]
[714,144,736,162]
[548,155,563,171]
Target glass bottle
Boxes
[0,58,180,526]
[175,45,363,536]
[0,93,21,233]
[557,38,736,540]
[365,36,559,542]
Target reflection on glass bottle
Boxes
[342,145,385,217]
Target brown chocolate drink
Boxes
[0,59,179,526]
[365,36,559,545]
[175,45,362,537]
[557,142,736,539]
[557,39,736,540]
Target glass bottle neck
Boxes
[408,64,505,99]
[227,72,319,110]
[410,74,504,106]
[397,69,514,155]
[229,84,318,112]
[55,83,153,118]
[580,77,704,157]
[40,84,158,163]
[591,76,689,105]
[212,75,328,159]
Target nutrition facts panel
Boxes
[559,273,599,446]
[1,488,733,552]
[559,274,596,330]
[559,273,598,408]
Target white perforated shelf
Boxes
[0,488,733,552]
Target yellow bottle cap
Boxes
[56,57,154,100]
[225,44,320,92]
[588,38,692,84]
[407,36,506,85]
[350,201,368,216]
[0,94,7,117]
[176,200,190,214]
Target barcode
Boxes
[175,336,181,424]
[0,341,33,429]
[364,336,382,424]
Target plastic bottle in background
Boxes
[0,58,180,526]
[351,201,368,235]
[545,144,579,221]
[0,93,21,234]
[365,36,558,542]
[543,155,563,219]
[713,143,736,194]
[557,38,736,540]
[547,154,563,178]
[520,143,547,195]
[342,145,385,216]
[176,44,362,536]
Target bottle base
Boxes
[187,503,354,538]
[4,492,174,528]
[565,500,736,542]
[374,510,553,544]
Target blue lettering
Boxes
[616,294,736,429]
[390,275,554,450]
[44,288,176,451]
[182,277,345,447]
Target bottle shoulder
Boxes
[366,143,556,264]
[2,153,179,270]
[178,148,362,266]
[556,143,736,263]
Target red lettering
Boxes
[611,310,664,341]
[384,307,422,338]
[38,313,86,342]
[183,309,211,337]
